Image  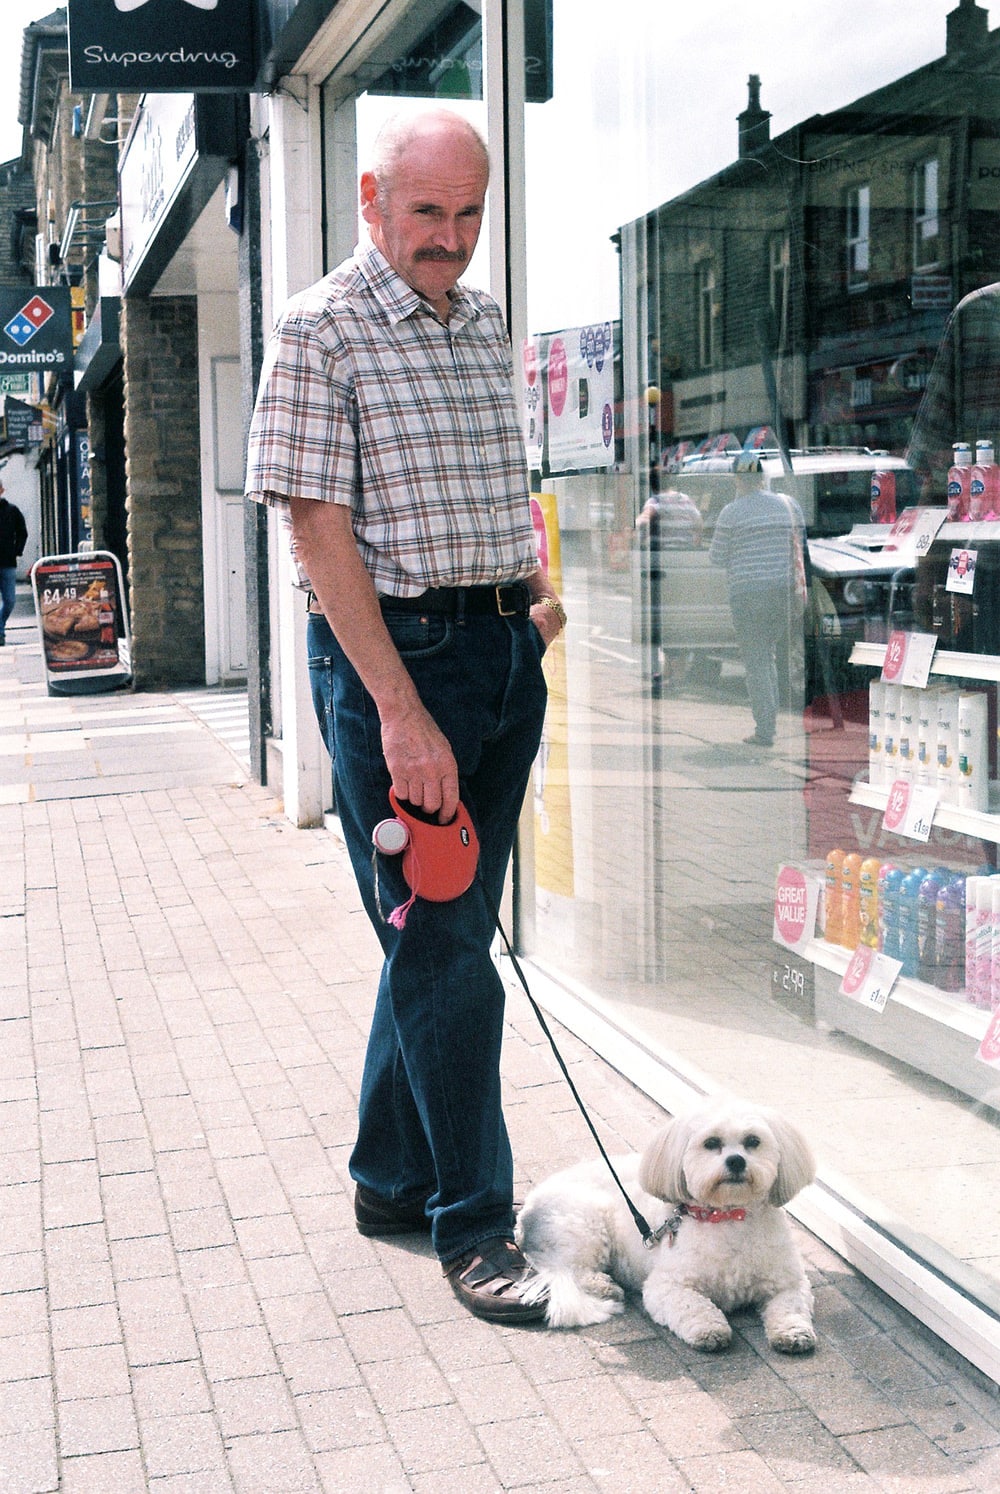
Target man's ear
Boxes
[359,171,379,224]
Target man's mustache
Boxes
[414,248,468,264]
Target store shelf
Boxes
[803,938,995,1108]
[849,642,1000,684]
[848,777,1000,842]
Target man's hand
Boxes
[380,703,460,822]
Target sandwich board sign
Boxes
[30,551,132,695]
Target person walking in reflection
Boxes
[635,467,704,695]
[709,464,807,747]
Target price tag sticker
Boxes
[881,629,937,687]
[882,778,937,841]
[883,506,948,562]
[839,944,902,1014]
[772,864,821,953]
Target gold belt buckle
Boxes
[496,584,518,616]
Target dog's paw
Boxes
[768,1319,817,1355]
[686,1322,733,1353]
[580,1271,625,1305]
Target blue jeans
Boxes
[0,568,16,637]
[730,586,798,742]
[307,604,548,1262]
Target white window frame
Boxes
[846,183,870,289]
[912,156,940,271]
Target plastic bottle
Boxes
[969,440,998,521]
[947,441,973,520]
[973,876,997,1009]
[897,687,920,782]
[935,689,960,806]
[934,876,967,993]
[880,865,905,960]
[991,879,1000,1010]
[868,680,886,787]
[882,684,902,782]
[823,849,846,945]
[870,470,897,523]
[965,876,983,1005]
[916,867,950,982]
[858,857,881,949]
[899,868,928,978]
[957,691,989,812]
[840,852,864,951]
[915,685,940,788]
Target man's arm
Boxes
[290,496,461,821]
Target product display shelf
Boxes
[805,935,995,1108]
[850,641,1000,686]
[848,774,1000,843]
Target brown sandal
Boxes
[443,1237,547,1324]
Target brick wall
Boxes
[120,295,205,687]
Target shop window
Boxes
[696,258,717,368]
[845,182,870,289]
[768,231,790,334]
[912,156,940,271]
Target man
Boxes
[0,481,28,646]
[709,467,807,747]
[245,109,565,1324]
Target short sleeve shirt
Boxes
[244,244,538,596]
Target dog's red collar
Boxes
[681,1203,747,1225]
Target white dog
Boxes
[516,1096,817,1353]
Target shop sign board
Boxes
[3,398,37,447]
[30,551,132,696]
[0,373,35,396]
[119,93,199,292]
[0,287,73,374]
[67,0,258,93]
[534,323,615,475]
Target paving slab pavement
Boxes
[1,598,998,1492]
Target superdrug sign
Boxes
[68,0,258,94]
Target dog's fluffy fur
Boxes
[516,1096,817,1353]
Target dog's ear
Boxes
[765,1112,816,1205]
[638,1119,692,1202]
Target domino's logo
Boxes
[4,295,55,348]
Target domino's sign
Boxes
[68,0,258,93]
[0,287,72,371]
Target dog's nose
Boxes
[725,1154,747,1176]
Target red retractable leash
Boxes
[370,793,659,1246]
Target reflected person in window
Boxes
[708,465,807,747]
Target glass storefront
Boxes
[311,0,1000,1353]
[518,0,1000,1320]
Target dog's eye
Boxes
[744,1134,761,1150]
[704,1136,723,1151]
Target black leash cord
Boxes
[487,892,659,1247]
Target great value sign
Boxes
[68,0,258,93]
[0,287,73,372]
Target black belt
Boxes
[378,583,531,619]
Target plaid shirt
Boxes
[907,283,1000,498]
[245,244,538,596]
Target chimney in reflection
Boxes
[738,74,771,159]
[946,0,989,55]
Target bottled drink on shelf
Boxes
[870,470,897,523]
[878,863,901,956]
[899,868,928,978]
[823,849,846,945]
[840,852,864,951]
[934,876,967,993]
[859,857,881,949]
[969,440,998,521]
